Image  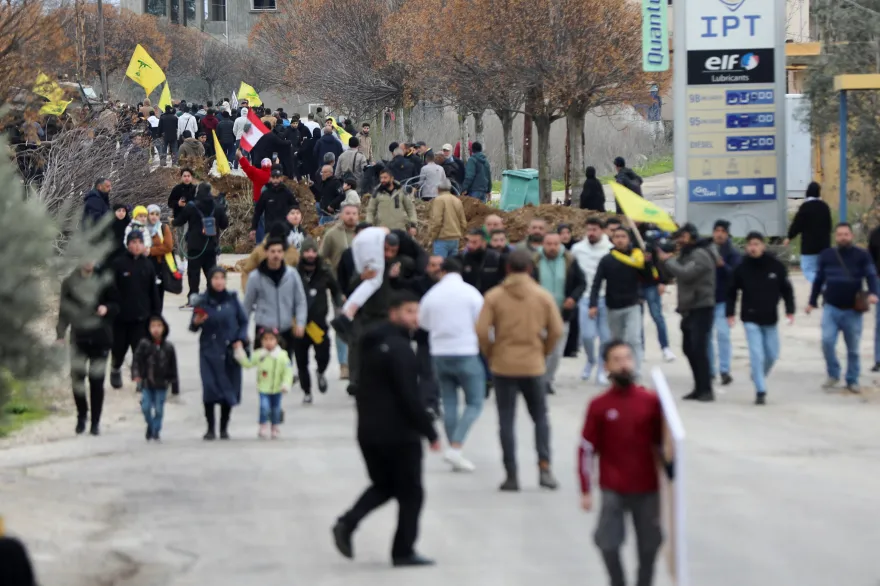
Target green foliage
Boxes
[803,0,880,196]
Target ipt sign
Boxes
[686,0,776,51]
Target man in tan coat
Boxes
[476,249,564,493]
[429,179,467,258]
[366,169,417,231]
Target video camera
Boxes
[641,223,676,254]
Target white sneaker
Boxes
[597,372,609,386]
[444,449,475,472]
[662,347,676,362]
[581,363,594,381]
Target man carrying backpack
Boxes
[173,183,229,308]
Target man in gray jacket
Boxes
[242,235,309,394]
[655,223,719,402]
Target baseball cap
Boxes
[442,143,453,151]
[271,168,283,178]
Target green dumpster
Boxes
[500,169,540,211]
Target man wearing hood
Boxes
[461,141,492,203]
[476,250,564,492]
[178,130,205,159]
[709,220,741,386]
[199,108,219,136]
[314,126,344,167]
[367,169,417,231]
[82,177,112,228]
[173,182,230,306]
[294,238,343,402]
[158,106,179,167]
[108,203,131,268]
[109,231,161,393]
[656,223,720,402]
[251,168,299,241]
[572,218,613,384]
[727,232,796,404]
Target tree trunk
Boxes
[474,110,485,144]
[206,80,215,102]
[458,109,469,163]
[523,113,533,168]
[566,106,587,192]
[96,0,109,100]
[403,105,414,143]
[534,114,552,204]
[498,109,517,170]
[397,107,405,139]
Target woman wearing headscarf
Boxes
[579,166,606,212]
[107,203,130,269]
[147,204,175,312]
[190,267,249,440]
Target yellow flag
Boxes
[212,130,231,176]
[610,182,678,233]
[237,82,263,107]
[33,73,65,102]
[158,82,172,112]
[126,44,166,95]
[326,116,353,145]
[40,100,71,117]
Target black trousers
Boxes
[187,250,218,299]
[564,305,580,356]
[415,329,439,411]
[111,320,148,371]
[292,328,330,395]
[341,440,424,560]
[71,341,108,425]
[681,307,714,395]
[204,401,232,433]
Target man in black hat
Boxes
[655,223,719,402]
[294,238,342,400]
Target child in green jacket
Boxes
[235,328,293,439]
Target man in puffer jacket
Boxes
[366,168,417,231]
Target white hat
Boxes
[442,143,453,152]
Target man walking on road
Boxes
[476,250,564,491]
[807,222,879,393]
[419,258,485,472]
[709,220,740,386]
[784,181,832,284]
[429,178,467,258]
[727,232,796,404]
[534,233,585,394]
[579,340,665,586]
[656,223,718,402]
[173,183,229,306]
[572,218,613,384]
[333,291,440,568]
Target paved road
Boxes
[2,271,880,586]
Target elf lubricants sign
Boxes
[642,0,669,72]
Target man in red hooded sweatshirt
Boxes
[578,340,668,586]
[239,148,272,243]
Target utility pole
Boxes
[96,0,109,100]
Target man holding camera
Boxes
[655,223,719,402]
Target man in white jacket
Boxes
[177,106,199,140]
[570,217,613,384]
[419,257,485,472]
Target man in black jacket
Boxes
[168,168,197,249]
[613,156,643,214]
[250,168,299,240]
[109,231,161,393]
[726,231,795,405]
[459,229,504,295]
[783,181,832,284]
[158,106,179,167]
[332,291,440,568]
[316,164,345,224]
[251,121,295,178]
[294,239,342,400]
[56,260,119,435]
[173,183,230,305]
[387,147,417,182]
[216,111,237,169]
[590,227,655,375]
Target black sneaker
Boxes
[89,424,100,436]
[755,394,766,405]
[203,430,216,441]
[145,426,152,441]
[682,390,700,400]
[696,393,715,403]
[330,315,353,341]
[219,430,231,440]
[720,373,733,386]
[346,384,358,397]
[110,369,123,390]
[499,475,520,492]
[392,554,435,567]
[75,417,86,435]
[318,373,328,393]
[332,520,354,560]
[152,432,160,442]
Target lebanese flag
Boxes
[240,109,269,152]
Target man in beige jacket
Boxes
[429,178,467,258]
[476,249,564,492]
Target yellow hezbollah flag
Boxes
[611,182,678,233]
[126,44,166,95]
[33,73,65,102]
[40,100,72,116]
[237,82,263,107]
[158,82,172,112]
[326,116,352,145]
[212,130,231,176]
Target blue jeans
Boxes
[316,202,334,226]
[141,388,167,436]
[433,239,459,258]
[709,302,731,377]
[433,355,486,445]
[336,336,348,366]
[642,285,670,349]
[743,323,780,394]
[821,305,863,386]
[801,254,819,284]
[468,191,487,203]
[580,296,611,375]
[259,393,283,425]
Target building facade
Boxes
[119,0,274,46]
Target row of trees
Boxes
[252,0,660,201]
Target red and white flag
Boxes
[240,109,268,152]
